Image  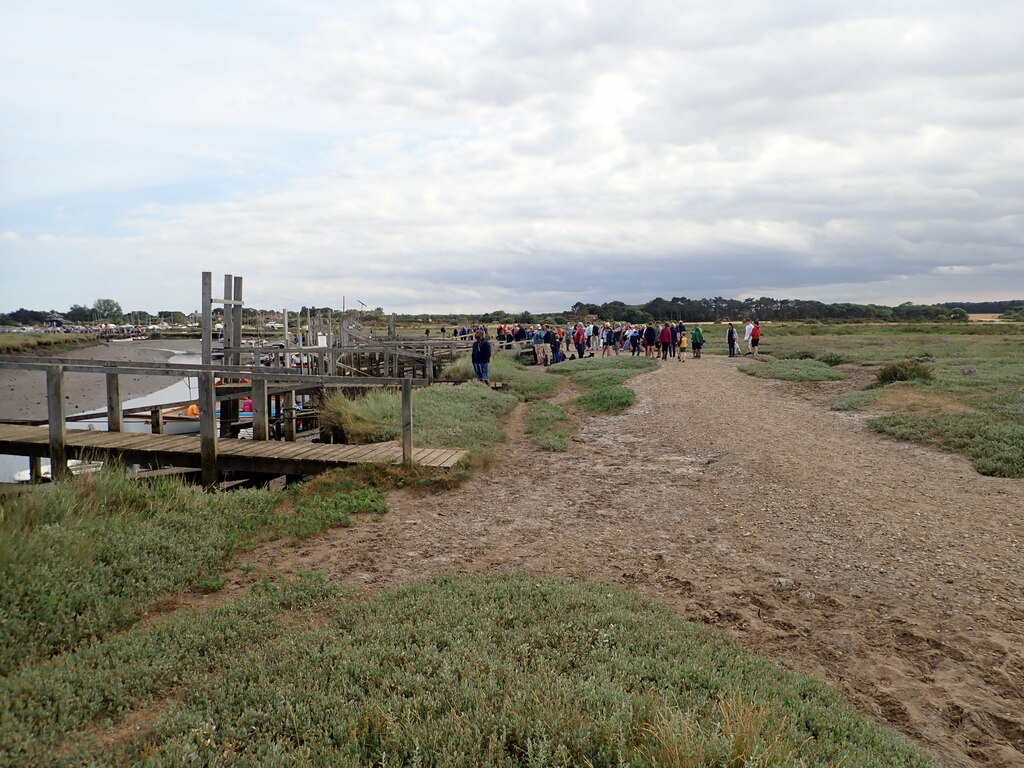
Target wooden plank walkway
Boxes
[0,424,466,475]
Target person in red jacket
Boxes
[658,323,673,360]
[751,321,762,356]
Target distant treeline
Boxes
[4,296,1023,328]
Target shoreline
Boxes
[0,339,203,422]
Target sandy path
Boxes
[0,339,200,421]
[182,357,1022,766]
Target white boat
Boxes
[14,459,105,483]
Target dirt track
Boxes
[219,356,1022,767]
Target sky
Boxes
[1,0,1022,316]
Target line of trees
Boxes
[4,296,1023,328]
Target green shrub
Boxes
[877,360,935,384]
[817,352,850,367]
[739,359,850,382]
[831,391,877,411]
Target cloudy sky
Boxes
[2,0,1022,316]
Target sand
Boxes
[201,356,1021,767]
[0,339,202,421]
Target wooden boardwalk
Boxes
[0,424,466,476]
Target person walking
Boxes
[744,318,755,355]
[750,321,762,356]
[727,323,738,357]
[629,326,642,356]
[472,329,492,383]
[691,325,705,358]
[678,329,687,361]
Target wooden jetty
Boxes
[0,424,465,476]
[0,271,481,488]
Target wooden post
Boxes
[29,456,43,483]
[232,275,243,366]
[284,390,297,442]
[389,313,396,339]
[252,379,269,441]
[105,372,122,432]
[402,375,413,465]
[199,370,219,487]
[150,407,165,434]
[201,272,213,366]
[46,365,69,480]
[426,348,434,383]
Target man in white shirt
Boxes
[743,319,755,355]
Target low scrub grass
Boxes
[441,352,560,400]
[548,357,657,414]
[739,359,850,382]
[0,470,385,674]
[0,574,938,768]
[577,384,636,412]
[526,400,576,451]
[871,413,1024,478]
[322,382,517,451]
[831,391,877,411]
[0,332,96,353]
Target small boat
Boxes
[14,459,105,483]
[123,404,304,435]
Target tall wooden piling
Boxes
[105,372,122,432]
[252,379,269,441]
[46,365,69,480]
[402,375,413,465]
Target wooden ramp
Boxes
[0,424,467,476]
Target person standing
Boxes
[532,325,550,366]
[744,318,755,355]
[691,325,705,358]
[727,323,738,357]
[643,322,658,358]
[750,321,762,356]
[658,323,673,360]
[472,329,492,383]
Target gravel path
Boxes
[208,356,1023,766]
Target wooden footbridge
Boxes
[0,424,465,477]
[0,271,474,487]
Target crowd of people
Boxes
[460,319,763,370]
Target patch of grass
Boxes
[0,575,939,768]
[547,357,657,415]
[0,470,383,674]
[831,391,877,411]
[0,332,97,353]
[322,382,517,451]
[870,413,1024,478]
[577,384,637,412]
[526,400,576,451]
[739,359,850,382]
[876,360,935,385]
[441,352,561,400]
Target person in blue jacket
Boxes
[472,329,492,383]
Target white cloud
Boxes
[2,0,1023,313]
